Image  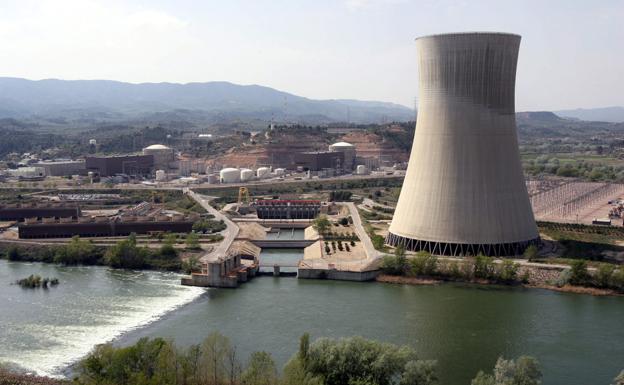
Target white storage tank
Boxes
[274,168,285,176]
[256,167,270,179]
[155,170,167,182]
[356,165,368,175]
[220,168,240,183]
[240,168,254,182]
[207,174,219,184]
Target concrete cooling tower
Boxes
[386,32,539,256]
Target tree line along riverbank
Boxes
[379,247,624,296]
[0,233,212,274]
[4,332,623,385]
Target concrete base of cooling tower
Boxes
[385,232,541,257]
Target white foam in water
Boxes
[0,272,204,378]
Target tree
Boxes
[523,245,538,260]
[596,264,615,288]
[613,370,624,385]
[105,233,149,269]
[471,356,541,385]
[201,332,233,385]
[569,260,590,285]
[400,360,438,385]
[312,215,331,235]
[241,351,277,385]
[186,232,201,250]
[54,236,97,265]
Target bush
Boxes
[408,251,438,276]
[569,260,590,285]
[497,260,519,283]
[471,356,541,385]
[54,236,99,265]
[523,244,538,260]
[596,264,616,288]
[381,255,407,275]
[371,234,385,250]
[473,255,495,279]
[105,233,150,269]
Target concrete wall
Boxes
[298,268,380,281]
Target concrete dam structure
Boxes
[387,32,539,256]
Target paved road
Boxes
[345,202,381,261]
[186,189,239,263]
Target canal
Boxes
[1,259,623,384]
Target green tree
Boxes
[569,259,590,285]
[105,233,149,269]
[312,215,331,235]
[613,370,624,385]
[6,246,21,261]
[242,351,277,385]
[200,332,233,385]
[381,255,406,275]
[474,255,495,279]
[523,245,538,260]
[185,232,201,250]
[54,236,97,265]
[471,356,541,385]
[182,255,201,274]
[408,251,437,277]
[596,264,615,288]
[497,260,519,283]
[400,360,438,385]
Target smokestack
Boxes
[386,32,539,256]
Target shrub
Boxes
[381,255,407,275]
[371,235,385,250]
[596,264,616,288]
[408,251,437,276]
[497,260,519,283]
[471,356,541,385]
[473,255,495,279]
[569,260,590,285]
[523,244,538,260]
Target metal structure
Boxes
[387,32,539,256]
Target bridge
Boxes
[250,239,316,248]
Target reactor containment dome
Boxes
[386,32,539,257]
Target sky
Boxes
[0,0,622,111]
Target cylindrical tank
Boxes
[387,32,539,257]
[220,168,240,183]
[89,139,97,145]
[256,167,270,178]
[274,168,285,176]
[155,170,167,182]
[207,174,219,184]
[240,168,254,182]
[356,165,368,175]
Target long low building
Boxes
[18,218,194,238]
[85,155,154,177]
[0,205,81,221]
[32,160,86,176]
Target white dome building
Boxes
[329,142,356,170]
[143,144,175,171]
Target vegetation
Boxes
[312,215,331,235]
[15,274,59,289]
[470,356,541,385]
[193,219,227,234]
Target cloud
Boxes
[344,0,407,11]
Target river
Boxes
[1,258,623,385]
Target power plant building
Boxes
[328,142,356,170]
[386,32,539,256]
[143,144,175,171]
[85,155,154,177]
[32,160,86,176]
[294,151,344,171]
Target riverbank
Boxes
[376,274,624,297]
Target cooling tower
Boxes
[386,32,539,256]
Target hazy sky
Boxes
[0,0,622,111]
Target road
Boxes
[186,189,239,263]
[345,202,381,260]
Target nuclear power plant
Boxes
[386,32,540,256]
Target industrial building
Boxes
[328,142,356,170]
[85,154,154,177]
[0,204,81,221]
[294,151,344,171]
[386,32,539,257]
[32,160,86,176]
[143,144,175,171]
[18,217,194,238]
[253,200,321,219]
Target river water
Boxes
[1,258,623,385]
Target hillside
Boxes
[555,106,624,123]
[0,77,413,127]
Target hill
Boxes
[0,77,413,127]
[555,106,624,123]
